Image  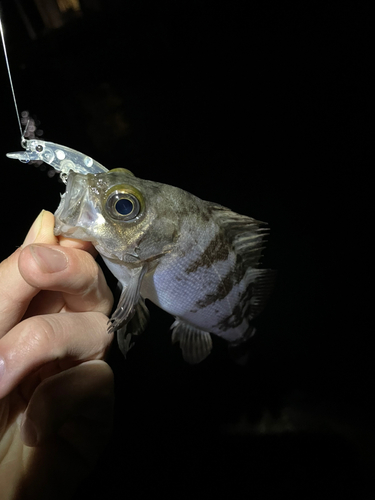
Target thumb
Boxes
[23,210,58,247]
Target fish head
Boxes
[54,168,179,264]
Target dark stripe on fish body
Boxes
[194,256,247,309]
[216,270,275,331]
[216,282,255,331]
[184,231,230,274]
[194,270,237,309]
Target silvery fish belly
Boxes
[54,168,275,363]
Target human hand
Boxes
[0,210,114,499]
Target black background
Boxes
[0,1,373,498]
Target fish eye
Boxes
[115,198,134,215]
[36,145,43,152]
[106,190,142,221]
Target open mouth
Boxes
[54,172,86,236]
[54,172,103,242]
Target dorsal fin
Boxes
[208,203,269,270]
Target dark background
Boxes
[0,1,373,498]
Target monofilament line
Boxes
[0,16,23,138]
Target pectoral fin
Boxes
[117,297,150,358]
[171,319,213,364]
[108,264,148,334]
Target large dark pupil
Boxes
[116,198,133,215]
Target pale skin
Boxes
[0,210,115,499]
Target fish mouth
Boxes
[55,172,75,220]
[54,172,98,241]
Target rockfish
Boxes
[54,168,274,363]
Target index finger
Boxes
[18,243,113,316]
[58,235,97,258]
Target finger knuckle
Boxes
[20,316,58,351]
[72,259,101,296]
[98,292,114,316]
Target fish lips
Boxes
[54,172,101,241]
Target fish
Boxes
[54,168,275,363]
[7,140,275,363]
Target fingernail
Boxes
[23,210,45,246]
[29,245,68,273]
[21,416,39,447]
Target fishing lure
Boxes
[1,16,106,179]
[7,138,109,178]
[2,16,274,363]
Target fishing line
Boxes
[0,15,23,138]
